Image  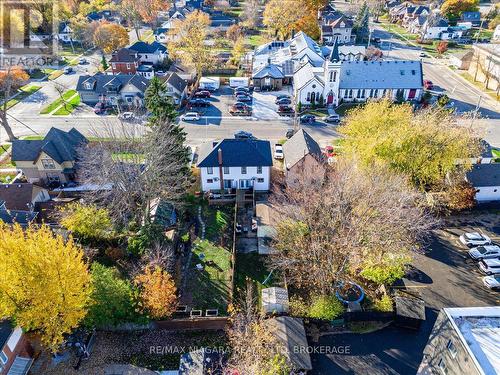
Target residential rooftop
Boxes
[444,307,500,375]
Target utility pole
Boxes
[470,95,482,129]
[473,20,485,82]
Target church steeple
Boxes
[329,38,340,63]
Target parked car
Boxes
[285,129,295,139]
[371,37,381,44]
[194,90,211,98]
[419,52,427,58]
[469,245,500,260]
[229,103,251,116]
[119,112,136,122]
[79,57,87,64]
[459,232,491,247]
[188,99,210,108]
[275,94,291,102]
[323,114,340,123]
[482,274,500,290]
[274,144,284,160]
[64,67,74,74]
[234,87,250,94]
[235,94,252,102]
[423,79,433,90]
[277,105,294,116]
[300,114,316,124]
[478,258,500,275]
[181,112,201,121]
[276,98,292,105]
[234,130,254,139]
[324,145,336,158]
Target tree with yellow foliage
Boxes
[0,224,92,352]
[134,266,177,319]
[441,0,479,21]
[167,11,214,79]
[263,0,307,39]
[59,202,113,244]
[93,22,129,54]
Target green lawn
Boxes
[188,239,232,313]
[379,21,418,41]
[459,72,499,102]
[0,144,11,157]
[40,90,79,115]
[21,135,44,140]
[336,102,363,116]
[234,253,275,305]
[4,85,41,110]
[48,70,64,80]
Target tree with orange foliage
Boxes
[0,67,29,141]
[137,0,170,25]
[93,22,129,54]
[135,266,178,319]
[293,12,321,40]
[436,40,448,55]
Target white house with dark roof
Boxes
[466,163,500,202]
[159,72,188,105]
[129,41,168,66]
[196,138,273,192]
[293,39,423,107]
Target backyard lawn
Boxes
[40,90,80,115]
[187,239,232,313]
[234,253,275,305]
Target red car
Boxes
[324,146,337,158]
[423,79,433,90]
[194,90,211,98]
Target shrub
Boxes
[374,294,393,312]
[59,203,113,244]
[127,223,165,256]
[289,296,309,317]
[308,295,344,320]
[360,262,407,285]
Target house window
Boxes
[373,89,378,98]
[207,179,213,184]
[257,178,264,183]
[241,166,247,174]
[333,71,337,82]
[112,63,116,69]
[207,167,213,175]
[223,166,229,174]
[257,166,262,174]
[126,63,131,70]
[47,174,60,183]
[0,351,7,364]
[446,340,457,358]
[356,89,361,98]
[307,92,310,101]
[438,358,448,374]
[84,82,92,90]
[360,89,365,98]
[41,158,56,169]
[400,70,405,75]
[329,71,333,82]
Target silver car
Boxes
[468,245,500,260]
[482,274,500,290]
[459,232,491,247]
[478,258,500,275]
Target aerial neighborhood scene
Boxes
[1,0,500,374]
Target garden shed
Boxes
[262,287,289,314]
[394,295,425,330]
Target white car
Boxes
[181,112,201,121]
[469,245,500,260]
[274,144,284,160]
[459,232,491,247]
[419,52,427,58]
[478,258,500,275]
[119,112,135,122]
[482,274,500,290]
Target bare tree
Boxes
[241,0,261,29]
[77,120,191,227]
[0,66,29,141]
[268,158,436,294]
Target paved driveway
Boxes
[311,212,500,375]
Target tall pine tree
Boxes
[144,76,178,124]
[354,2,370,44]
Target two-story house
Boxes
[109,48,141,75]
[197,138,273,192]
[77,73,150,107]
[0,321,33,375]
[321,15,354,45]
[160,72,188,105]
[11,128,88,186]
[154,27,169,43]
[129,41,168,66]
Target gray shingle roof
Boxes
[339,60,423,89]
[252,64,285,79]
[12,128,87,164]
[129,41,167,54]
[467,164,500,187]
[0,320,13,350]
[283,129,323,169]
[197,139,273,168]
[109,48,140,63]
[76,73,150,95]
[161,72,187,92]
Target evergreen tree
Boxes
[354,2,370,44]
[101,54,109,71]
[144,76,178,123]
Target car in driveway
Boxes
[300,114,316,124]
[419,52,427,58]
[275,94,291,103]
[482,274,500,290]
[468,245,500,260]
[423,79,433,90]
[460,232,492,247]
[119,112,136,122]
[229,102,251,116]
[181,112,201,121]
[274,144,284,159]
[234,130,254,139]
[285,129,295,139]
[323,114,340,123]
[79,57,88,64]
[478,258,500,275]
[276,97,292,106]
[64,66,74,74]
